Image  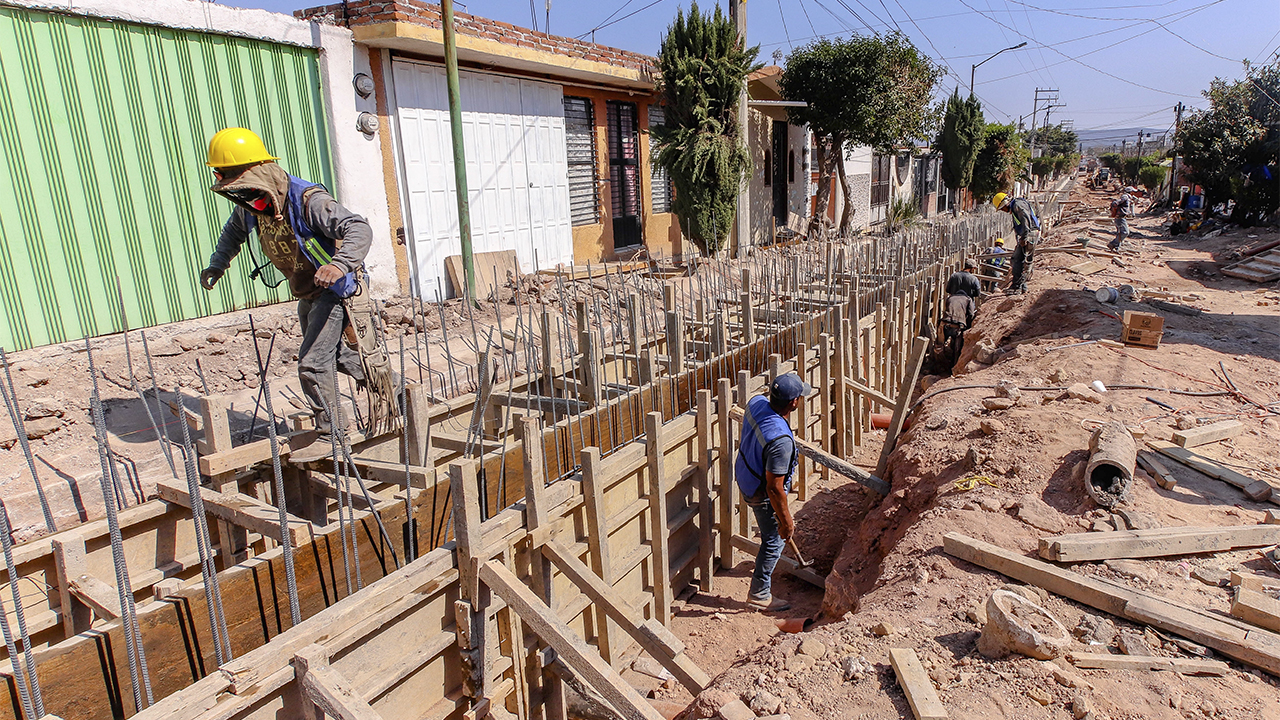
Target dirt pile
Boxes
[678,182,1280,720]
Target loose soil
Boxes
[653,181,1280,720]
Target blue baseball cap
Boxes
[769,373,813,404]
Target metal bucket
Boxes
[1095,287,1119,304]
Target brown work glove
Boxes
[200,267,223,290]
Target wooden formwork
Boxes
[0,208,1036,720]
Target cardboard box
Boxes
[1122,310,1164,348]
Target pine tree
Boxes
[652,2,759,255]
[937,90,984,191]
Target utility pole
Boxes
[731,0,749,258]
[1170,102,1184,205]
[442,0,476,304]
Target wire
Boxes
[797,0,820,35]
[777,0,794,50]
[530,0,539,32]
[955,0,1205,98]
[576,0,648,39]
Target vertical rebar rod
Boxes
[0,499,42,717]
[0,349,55,535]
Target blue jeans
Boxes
[748,499,784,602]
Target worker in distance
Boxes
[734,373,812,612]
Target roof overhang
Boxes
[354,22,656,90]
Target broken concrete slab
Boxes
[978,589,1071,660]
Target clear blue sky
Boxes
[229,0,1278,133]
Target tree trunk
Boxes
[835,138,855,236]
[808,136,832,237]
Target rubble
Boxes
[977,589,1071,660]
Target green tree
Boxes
[781,32,942,234]
[1098,153,1123,170]
[1030,123,1079,157]
[652,2,760,255]
[936,90,985,192]
[1138,165,1167,195]
[1176,58,1279,222]
[970,123,1029,202]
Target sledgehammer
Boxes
[787,537,814,568]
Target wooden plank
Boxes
[695,389,715,593]
[154,479,305,546]
[478,561,666,720]
[943,532,1280,676]
[1067,652,1227,675]
[542,542,710,694]
[1230,572,1280,592]
[1149,442,1272,502]
[68,574,120,621]
[580,448,617,665]
[888,648,948,720]
[1136,452,1176,490]
[1039,525,1280,562]
[490,392,589,417]
[645,412,672,627]
[875,336,928,481]
[294,644,385,720]
[716,379,735,569]
[1232,588,1280,633]
[197,433,304,476]
[1172,420,1244,448]
[844,377,895,410]
[450,460,490,699]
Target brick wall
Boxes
[296,0,655,73]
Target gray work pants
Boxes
[297,291,365,434]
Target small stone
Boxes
[920,375,942,391]
[1015,495,1066,533]
[967,602,988,625]
[1175,414,1197,430]
[1071,692,1093,719]
[207,332,229,344]
[1027,687,1052,706]
[798,638,826,658]
[983,397,1016,411]
[980,419,1006,435]
[24,416,62,440]
[15,369,51,387]
[1191,567,1229,587]
[716,699,755,720]
[147,338,184,357]
[1073,614,1116,646]
[978,590,1070,660]
[1118,631,1154,656]
[925,416,949,430]
[1066,383,1104,403]
[977,496,1003,512]
[1089,518,1116,532]
[1048,367,1070,384]
[1199,700,1216,716]
[1053,667,1093,691]
[995,380,1022,401]
[174,334,203,352]
[784,655,813,673]
[871,622,896,636]
[23,397,61,420]
[1115,508,1159,530]
[840,655,871,682]
[749,690,782,716]
[1105,559,1156,583]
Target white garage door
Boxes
[391,59,574,300]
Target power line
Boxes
[796,0,820,35]
[777,0,794,49]
[955,0,1204,98]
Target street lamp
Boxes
[971,42,1027,95]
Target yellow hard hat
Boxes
[994,237,1005,246]
[206,127,278,168]
[992,192,1008,209]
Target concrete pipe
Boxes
[1085,421,1136,507]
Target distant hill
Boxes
[1076,127,1169,150]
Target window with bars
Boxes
[563,97,599,226]
[648,105,673,214]
[871,154,891,207]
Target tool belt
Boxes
[342,272,400,437]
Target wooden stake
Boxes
[717,378,736,569]
[645,412,672,626]
[696,389,715,592]
[580,447,617,664]
[874,336,928,481]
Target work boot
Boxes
[289,432,340,464]
[747,595,791,612]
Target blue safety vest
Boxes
[734,395,799,499]
[244,174,359,298]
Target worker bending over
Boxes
[735,373,812,612]
[992,192,1040,295]
[200,127,374,463]
[941,259,981,369]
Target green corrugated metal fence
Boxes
[0,6,333,350]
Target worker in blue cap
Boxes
[734,373,812,611]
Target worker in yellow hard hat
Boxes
[991,192,1040,295]
[200,127,389,463]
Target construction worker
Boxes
[199,127,376,463]
[734,373,812,612]
[992,192,1040,295]
[941,260,981,368]
[1110,186,1135,251]
[981,237,1009,291]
